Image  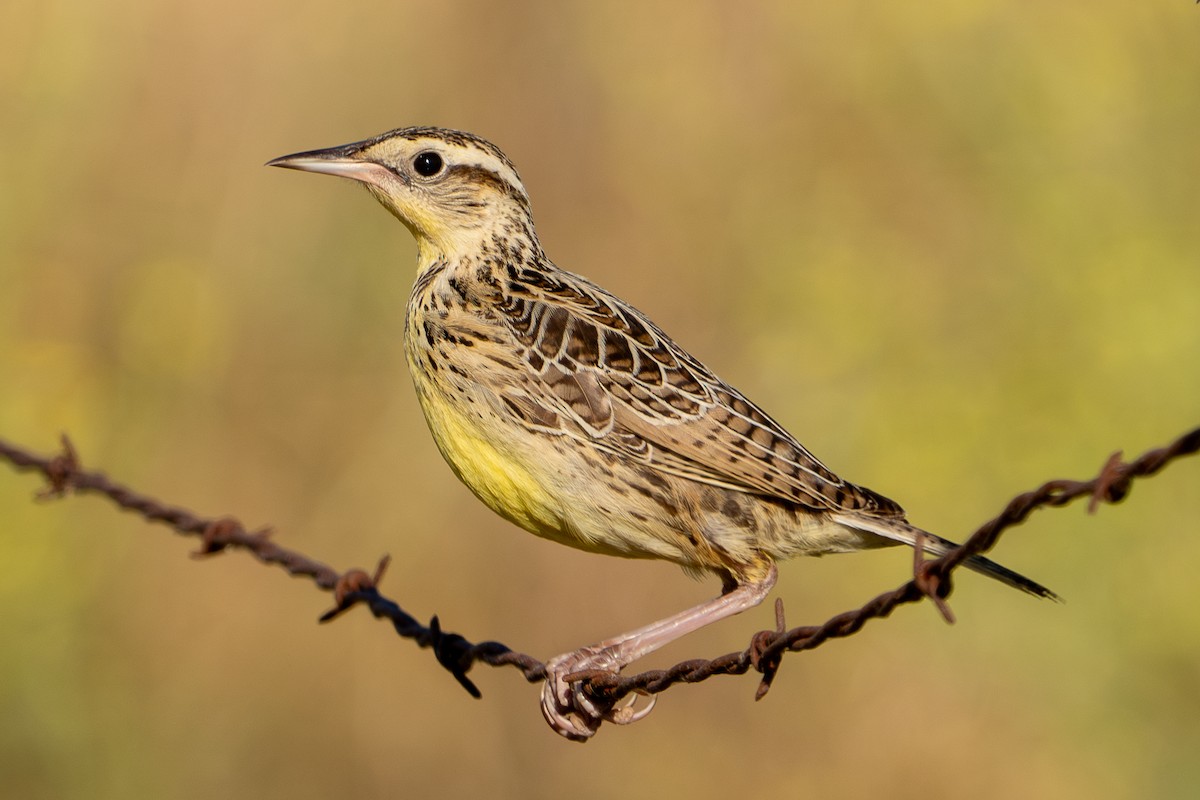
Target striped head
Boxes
[269,126,536,261]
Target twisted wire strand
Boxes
[2,426,1197,707]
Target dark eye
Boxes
[413,151,443,177]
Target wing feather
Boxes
[495,266,903,517]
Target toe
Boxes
[540,680,599,741]
[604,690,656,725]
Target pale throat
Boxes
[412,212,524,270]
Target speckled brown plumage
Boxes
[269,126,1056,741]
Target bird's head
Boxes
[268,126,536,262]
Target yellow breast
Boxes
[413,378,570,543]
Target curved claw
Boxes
[540,648,660,741]
[535,568,778,739]
[603,689,657,725]
[540,665,602,741]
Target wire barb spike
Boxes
[1,425,1197,738]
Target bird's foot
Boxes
[540,646,657,741]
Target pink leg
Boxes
[541,563,777,741]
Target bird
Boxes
[268,126,1057,741]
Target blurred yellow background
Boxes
[2,1,1198,798]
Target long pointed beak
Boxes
[266,143,396,188]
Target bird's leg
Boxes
[541,563,777,741]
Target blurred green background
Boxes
[2,1,1198,798]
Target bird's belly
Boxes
[413,383,567,540]
[410,372,698,563]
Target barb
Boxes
[0,434,547,696]
[579,426,1200,705]
[2,427,1197,734]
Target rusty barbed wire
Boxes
[0,434,546,695]
[2,427,1198,721]
[575,425,1200,705]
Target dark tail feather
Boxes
[831,514,1062,602]
[960,551,1061,601]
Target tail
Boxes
[831,514,1061,602]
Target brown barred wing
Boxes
[497,266,905,518]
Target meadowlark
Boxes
[268,127,1056,741]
